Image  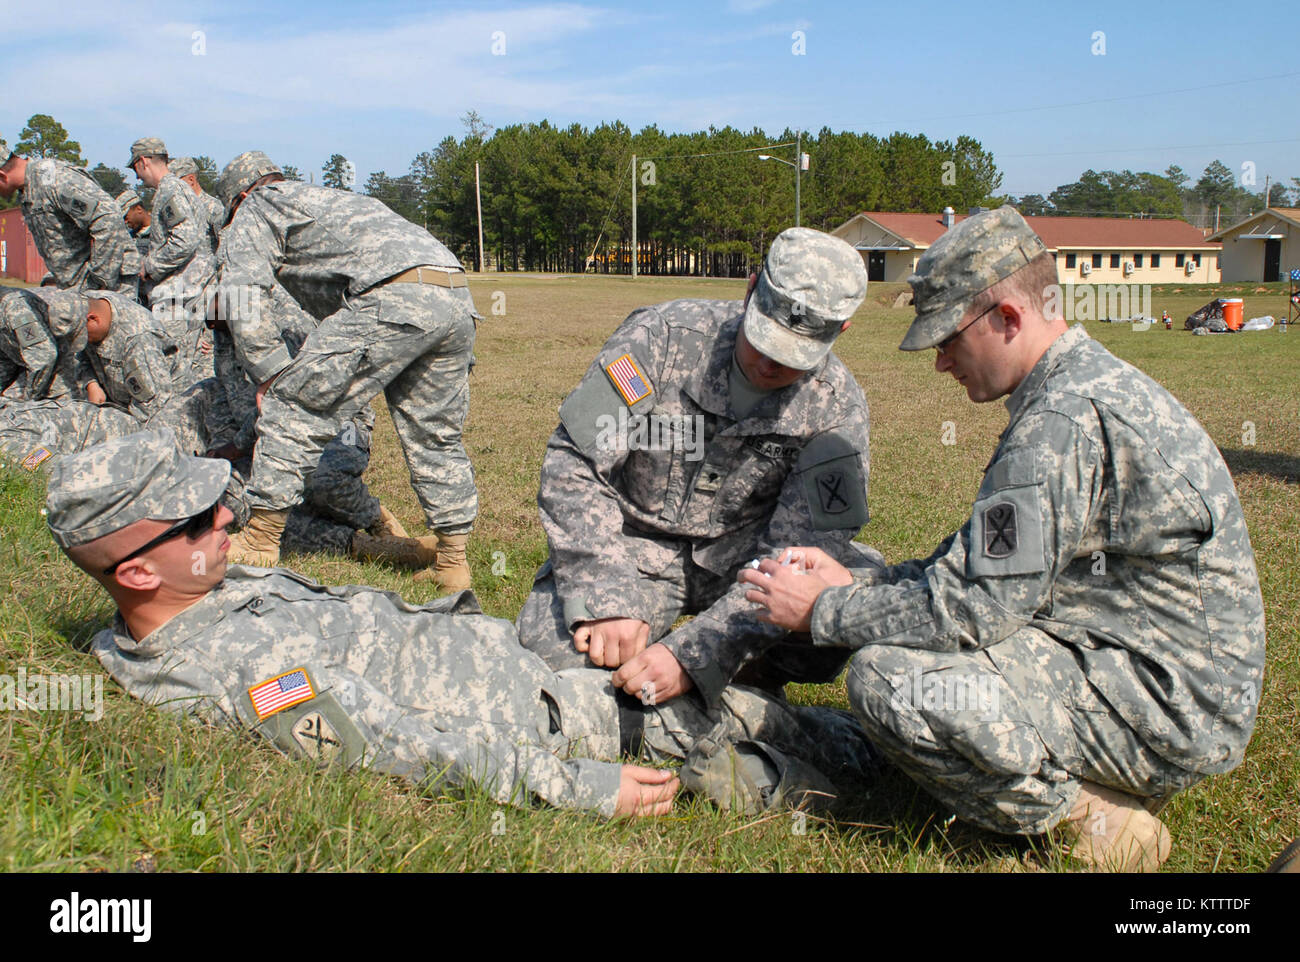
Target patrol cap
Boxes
[127,137,168,168]
[901,206,1048,352]
[742,227,867,371]
[216,150,282,219]
[168,156,198,179]
[115,188,143,214]
[46,429,230,549]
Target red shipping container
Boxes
[0,208,47,285]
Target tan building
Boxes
[834,209,1222,285]
[1207,207,1299,282]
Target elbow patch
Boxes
[798,432,868,531]
[558,351,656,453]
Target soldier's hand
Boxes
[613,765,678,817]
[612,643,693,703]
[86,381,107,406]
[206,442,247,463]
[738,549,852,632]
[254,373,280,412]
[573,617,650,668]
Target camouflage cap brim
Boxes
[743,295,833,371]
[899,300,968,352]
[46,430,230,549]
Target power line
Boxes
[857,71,1300,128]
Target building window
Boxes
[1065,253,1077,269]
[1134,253,1144,268]
[1091,253,1103,268]
[1110,254,1120,268]
[1151,253,1161,268]
[1194,253,1202,267]
[1175,253,1185,267]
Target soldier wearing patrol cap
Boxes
[128,137,215,380]
[116,188,154,262]
[44,430,880,818]
[741,206,1267,871]
[517,226,881,712]
[212,150,481,586]
[167,156,223,253]
[0,146,138,296]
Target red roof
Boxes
[856,211,1219,250]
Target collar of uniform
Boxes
[680,312,743,418]
[1004,323,1089,421]
[680,311,836,436]
[109,581,234,657]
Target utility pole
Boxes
[475,161,485,272]
[626,152,631,275]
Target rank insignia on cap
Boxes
[983,502,1018,558]
[248,667,316,720]
[20,447,53,471]
[604,353,652,406]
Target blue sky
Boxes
[2,0,1297,203]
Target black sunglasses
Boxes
[936,301,1001,355]
[102,503,219,575]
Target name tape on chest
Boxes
[604,353,652,407]
[248,667,316,720]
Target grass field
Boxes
[1,274,1296,872]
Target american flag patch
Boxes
[604,354,652,406]
[20,447,53,471]
[248,668,316,720]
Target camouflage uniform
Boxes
[0,288,86,400]
[518,298,873,705]
[18,158,137,295]
[813,334,1266,829]
[143,173,215,381]
[0,396,137,469]
[218,180,478,533]
[45,432,877,816]
[77,291,181,425]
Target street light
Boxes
[757,131,808,227]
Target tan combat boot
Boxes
[367,505,410,539]
[1060,781,1172,872]
[412,532,472,592]
[349,530,437,568]
[226,508,290,567]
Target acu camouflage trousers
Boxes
[846,626,1203,835]
[248,282,478,533]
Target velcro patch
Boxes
[248,667,316,720]
[604,353,652,406]
[291,710,345,762]
[16,322,45,347]
[801,454,868,531]
[20,447,53,471]
[982,503,1018,557]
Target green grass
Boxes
[2,274,1296,872]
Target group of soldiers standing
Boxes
[0,137,1272,870]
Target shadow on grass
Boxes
[1221,448,1300,484]
[820,767,1039,870]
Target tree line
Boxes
[1006,162,1296,230]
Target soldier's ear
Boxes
[112,557,163,593]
